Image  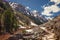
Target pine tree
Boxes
[4,8,18,33]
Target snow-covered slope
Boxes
[9,2,48,25]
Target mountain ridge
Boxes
[9,2,48,25]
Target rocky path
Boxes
[39,26,56,40]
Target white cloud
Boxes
[51,5,60,12]
[42,5,60,16]
[50,0,60,4]
[41,0,60,20]
[42,6,52,16]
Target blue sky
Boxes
[7,0,50,12]
[7,0,60,20]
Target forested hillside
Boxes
[0,0,18,34]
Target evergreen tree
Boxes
[4,8,18,33]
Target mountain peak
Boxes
[9,2,48,25]
[9,2,18,8]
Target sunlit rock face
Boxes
[9,2,48,25]
[42,33,56,40]
[9,2,30,15]
[26,29,33,33]
[30,21,38,26]
[9,2,18,9]
[39,15,60,40]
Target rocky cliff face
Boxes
[9,2,48,25]
[39,15,60,40]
